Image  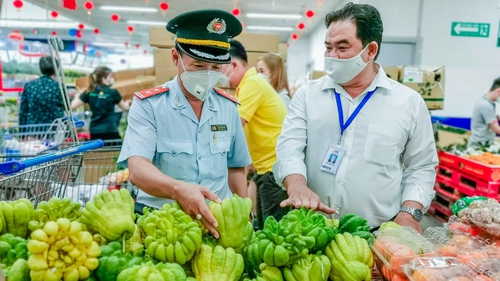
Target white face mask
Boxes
[324,44,370,84]
[258,73,270,82]
[218,66,234,88]
[109,77,115,86]
[179,57,222,102]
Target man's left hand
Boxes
[394,212,422,234]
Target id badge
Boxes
[320,144,345,175]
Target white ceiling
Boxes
[1,0,342,51]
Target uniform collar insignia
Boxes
[173,95,183,108]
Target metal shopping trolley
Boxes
[0,140,104,206]
[0,117,85,160]
[0,37,83,161]
[66,139,138,205]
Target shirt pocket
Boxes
[157,139,194,181]
[210,138,231,180]
[363,123,401,167]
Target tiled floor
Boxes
[421,213,444,230]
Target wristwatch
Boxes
[399,206,423,222]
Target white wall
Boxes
[287,0,500,118]
[420,0,500,117]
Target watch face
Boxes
[413,209,423,222]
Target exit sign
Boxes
[451,22,490,37]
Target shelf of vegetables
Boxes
[6,187,500,280]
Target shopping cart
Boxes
[0,140,104,206]
[0,116,85,160]
[0,37,82,162]
[65,139,137,205]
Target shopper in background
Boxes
[220,40,290,230]
[19,56,65,125]
[118,10,251,238]
[468,77,500,148]
[274,2,438,233]
[256,53,292,109]
[71,66,131,141]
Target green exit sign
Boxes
[451,22,490,37]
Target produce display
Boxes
[454,198,500,238]
[371,224,435,281]
[0,233,29,280]
[441,142,500,165]
[12,191,500,281]
[0,189,379,281]
[402,257,488,281]
[326,233,372,281]
[27,219,100,281]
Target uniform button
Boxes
[172,149,177,154]
[198,156,202,160]
[198,181,201,184]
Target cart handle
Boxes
[0,140,104,175]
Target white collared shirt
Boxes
[273,65,438,227]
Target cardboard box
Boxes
[155,67,178,83]
[149,26,176,48]
[112,76,156,100]
[382,66,402,82]
[247,52,263,68]
[75,76,89,91]
[436,125,470,148]
[235,33,280,53]
[402,66,445,110]
[144,67,155,76]
[83,150,120,183]
[154,48,175,68]
[310,71,326,80]
[279,43,288,61]
[113,69,145,81]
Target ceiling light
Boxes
[126,20,166,26]
[91,42,124,47]
[100,6,158,12]
[0,20,92,29]
[246,13,302,19]
[246,26,294,32]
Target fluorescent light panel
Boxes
[91,42,124,47]
[127,20,166,26]
[246,26,294,31]
[0,20,92,29]
[100,6,158,12]
[246,13,302,19]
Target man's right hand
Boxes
[173,182,221,238]
[280,184,336,214]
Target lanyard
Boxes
[335,87,378,144]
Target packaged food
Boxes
[468,257,500,280]
[457,199,500,239]
[431,233,499,264]
[403,257,491,281]
[371,226,435,281]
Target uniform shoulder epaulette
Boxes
[134,86,170,100]
[213,87,240,104]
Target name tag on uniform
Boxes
[320,144,345,175]
[211,124,227,131]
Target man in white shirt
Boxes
[273,2,438,232]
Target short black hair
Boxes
[491,77,500,91]
[39,56,58,76]
[325,2,384,60]
[228,40,247,63]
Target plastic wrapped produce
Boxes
[403,257,491,281]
